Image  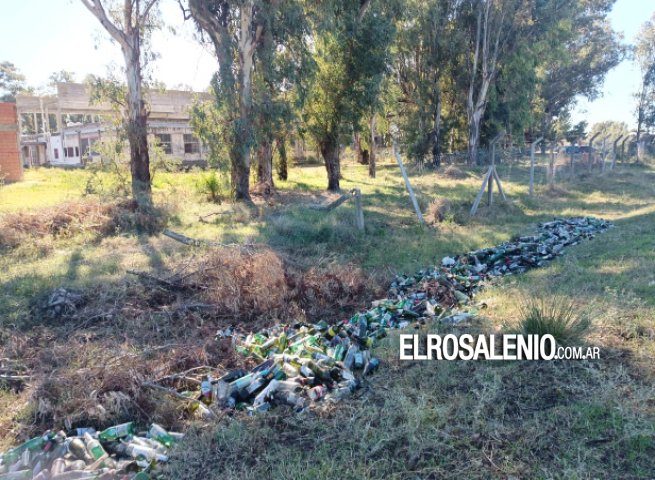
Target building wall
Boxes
[0,103,22,182]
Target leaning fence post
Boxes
[600,136,610,173]
[588,132,600,172]
[470,131,505,216]
[611,135,623,170]
[391,136,426,225]
[352,188,365,232]
[529,137,544,196]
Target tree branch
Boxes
[140,0,159,23]
[80,0,129,49]
[358,0,372,21]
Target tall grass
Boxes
[516,297,591,346]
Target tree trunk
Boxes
[231,148,251,201]
[256,138,274,194]
[354,132,368,164]
[432,87,442,168]
[234,2,256,202]
[122,42,151,207]
[468,110,482,165]
[276,136,288,181]
[369,113,376,178]
[321,137,340,191]
[466,2,500,166]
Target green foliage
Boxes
[197,171,226,204]
[86,74,128,118]
[589,121,630,143]
[635,13,655,134]
[534,0,625,136]
[303,0,395,151]
[0,61,30,102]
[391,0,466,163]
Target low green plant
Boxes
[197,171,225,203]
[515,297,591,347]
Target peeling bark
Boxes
[80,0,155,207]
[466,1,504,165]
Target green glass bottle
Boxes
[148,424,175,448]
[97,422,135,442]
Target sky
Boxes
[0,0,650,129]
[569,0,647,128]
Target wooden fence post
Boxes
[611,135,623,170]
[392,138,426,225]
[470,131,506,216]
[529,137,544,196]
[352,188,365,232]
[588,132,600,172]
[549,142,557,190]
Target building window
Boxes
[155,133,172,154]
[184,134,200,154]
[64,147,75,157]
[75,147,79,157]
[54,148,59,159]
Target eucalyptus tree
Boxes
[80,0,161,207]
[185,0,260,201]
[393,0,465,167]
[303,0,396,191]
[251,0,310,191]
[0,62,30,102]
[534,0,624,144]
[634,12,655,145]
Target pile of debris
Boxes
[199,217,612,411]
[389,216,613,309]
[0,217,612,478]
[0,422,181,479]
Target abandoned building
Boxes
[0,102,23,182]
[16,83,211,168]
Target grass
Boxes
[1,152,655,478]
[514,297,592,347]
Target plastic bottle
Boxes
[200,375,213,405]
[0,471,33,480]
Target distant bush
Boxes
[441,165,469,179]
[197,171,227,203]
[426,197,452,224]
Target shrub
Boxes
[197,171,225,203]
[516,297,591,347]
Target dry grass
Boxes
[441,165,469,179]
[0,200,168,251]
[2,159,655,478]
[425,197,452,224]
[0,246,381,441]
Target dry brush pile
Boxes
[0,200,167,250]
[0,246,382,440]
